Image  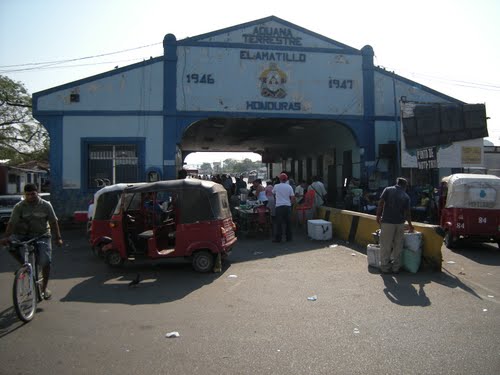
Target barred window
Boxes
[88,144,138,188]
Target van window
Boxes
[468,188,496,208]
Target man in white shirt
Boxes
[272,173,296,242]
[310,176,327,208]
[294,180,307,203]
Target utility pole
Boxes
[392,75,401,177]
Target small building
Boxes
[481,139,500,176]
[32,16,489,219]
[0,161,49,194]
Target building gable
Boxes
[180,15,359,52]
[33,58,164,114]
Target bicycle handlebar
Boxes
[9,234,50,247]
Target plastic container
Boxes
[404,231,422,252]
[367,244,380,268]
[73,211,88,223]
[307,219,332,240]
[402,247,422,273]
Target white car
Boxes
[0,195,23,230]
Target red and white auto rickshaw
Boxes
[439,173,500,249]
[102,179,237,272]
[88,183,146,257]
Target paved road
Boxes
[0,227,499,375]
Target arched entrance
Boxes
[178,117,361,205]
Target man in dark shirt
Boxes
[376,177,414,274]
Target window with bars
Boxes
[87,144,138,188]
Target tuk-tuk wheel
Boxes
[192,250,214,273]
[92,244,104,258]
[444,231,456,249]
[106,251,124,267]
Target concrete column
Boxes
[163,34,178,179]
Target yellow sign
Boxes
[461,146,481,164]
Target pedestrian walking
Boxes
[376,177,414,274]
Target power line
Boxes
[3,44,499,94]
[0,58,145,74]
[377,64,500,92]
[0,42,162,69]
[401,70,500,91]
[374,55,500,92]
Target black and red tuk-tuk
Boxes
[439,173,500,248]
[102,179,237,272]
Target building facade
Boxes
[32,16,486,219]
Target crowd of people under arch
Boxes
[181,169,440,224]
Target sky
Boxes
[1,0,499,165]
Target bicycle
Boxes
[8,235,46,322]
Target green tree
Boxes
[241,158,258,173]
[0,75,49,163]
[199,162,213,175]
[222,158,238,173]
[220,158,266,176]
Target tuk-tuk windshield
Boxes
[444,174,500,209]
[94,183,146,220]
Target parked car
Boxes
[0,195,24,231]
[0,193,51,231]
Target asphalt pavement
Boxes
[0,226,499,375]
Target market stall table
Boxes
[234,205,271,237]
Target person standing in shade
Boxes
[265,180,276,236]
[376,177,414,274]
[222,174,234,198]
[235,176,247,196]
[294,179,308,204]
[253,179,268,206]
[310,175,328,208]
[272,173,296,242]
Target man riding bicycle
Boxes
[1,183,63,300]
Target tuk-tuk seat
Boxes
[138,230,154,240]
[158,248,175,256]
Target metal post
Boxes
[392,76,401,177]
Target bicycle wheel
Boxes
[13,266,37,322]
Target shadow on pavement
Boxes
[57,228,332,305]
[54,227,343,306]
[379,267,482,306]
[382,275,431,307]
[0,305,46,338]
[59,261,227,305]
[445,242,500,266]
[2,227,487,308]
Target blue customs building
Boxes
[32,16,486,219]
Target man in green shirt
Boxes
[1,183,63,300]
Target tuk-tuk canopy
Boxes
[93,182,146,220]
[122,179,231,223]
[443,174,500,209]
